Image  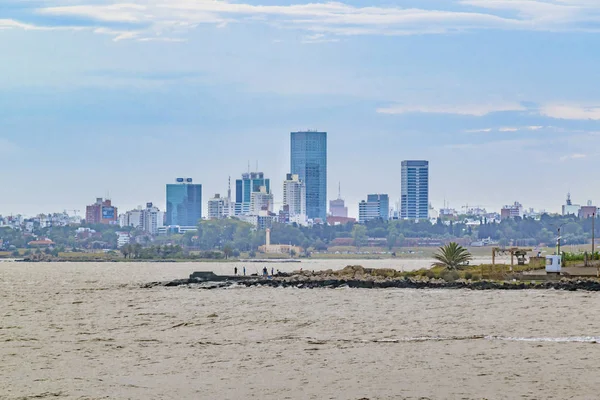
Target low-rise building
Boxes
[258,228,302,255]
[501,202,523,220]
[115,232,130,248]
[562,193,581,216]
[579,203,597,219]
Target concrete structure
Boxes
[501,202,524,220]
[329,198,348,218]
[250,186,274,215]
[157,225,198,235]
[579,203,597,219]
[291,131,327,222]
[329,182,348,218]
[562,193,581,216]
[116,232,130,248]
[120,203,164,235]
[235,172,270,216]
[86,198,118,225]
[166,178,202,227]
[141,203,164,235]
[259,228,302,255]
[238,210,278,230]
[358,194,390,223]
[327,216,356,225]
[546,255,562,274]
[207,194,235,219]
[401,160,429,220]
[283,173,306,218]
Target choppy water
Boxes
[2,261,600,399]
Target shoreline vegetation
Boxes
[144,265,600,292]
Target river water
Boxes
[2,261,600,399]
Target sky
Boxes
[3,0,600,218]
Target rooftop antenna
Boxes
[247,161,250,174]
[256,160,258,172]
[338,181,341,199]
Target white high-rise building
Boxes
[207,194,235,219]
[142,203,164,235]
[250,186,273,215]
[283,173,306,217]
[119,203,164,235]
[120,209,143,229]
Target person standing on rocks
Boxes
[271,267,274,276]
[243,266,246,276]
[263,267,268,276]
[234,267,238,276]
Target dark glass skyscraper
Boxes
[291,131,327,221]
[401,160,429,220]
[235,172,270,215]
[166,178,202,226]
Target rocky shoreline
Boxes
[143,266,600,292]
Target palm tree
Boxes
[432,242,472,270]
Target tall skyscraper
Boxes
[166,178,202,227]
[235,172,271,215]
[283,173,306,217]
[401,160,429,220]
[358,194,390,223]
[290,131,327,221]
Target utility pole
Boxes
[593,212,598,277]
[593,213,596,258]
[557,226,562,257]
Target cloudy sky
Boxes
[2,0,600,217]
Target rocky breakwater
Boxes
[143,265,600,291]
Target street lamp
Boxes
[557,222,567,258]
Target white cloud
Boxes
[0,0,592,41]
[465,128,493,133]
[380,100,600,122]
[301,33,340,44]
[539,104,600,120]
[377,103,526,116]
[39,4,147,23]
[0,18,84,31]
[560,153,587,161]
[466,125,549,133]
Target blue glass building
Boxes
[358,194,390,223]
[291,131,327,221]
[401,161,429,220]
[235,172,270,215]
[166,178,202,227]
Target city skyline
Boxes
[4,0,600,215]
[1,153,598,219]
